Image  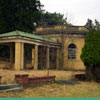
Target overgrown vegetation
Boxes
[81,29,100,82]
[1,70,100,98]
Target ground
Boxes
[0,69,100,98]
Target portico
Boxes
[0,30,60,70]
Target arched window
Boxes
[68,44,76,60]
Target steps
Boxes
[0,84,23,92]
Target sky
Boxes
[40,0,100,26]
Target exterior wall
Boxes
[0,61,10,69]
[41,34,86,70]
[25,63,32,69]
[36,25,88,32]
[35,26,87,71]
[63,36,85,70]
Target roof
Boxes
[0,30,55,43]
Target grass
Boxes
[0,69,100,98]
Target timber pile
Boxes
[15,74,56,85]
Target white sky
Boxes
[40,0,100,26]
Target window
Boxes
[68,44,76,60]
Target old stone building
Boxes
[0,25,88,70]
[34,25,88,70]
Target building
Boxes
[34,25,88,70]
[0,25,88,70]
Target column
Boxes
[56,48,60,69]
[32,48,35,68]
[10,46,13,68]
[46,47,50,69]
[15,42,24,70]
[34,45,38,70]
[21,43,24,69]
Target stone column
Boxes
[15,42,24,70]
[34,45,38,70]
[32,48,35,68]
[21,43,24,69]
[10,46,13,68]
[46,47,50,69]
[56,48,60,69]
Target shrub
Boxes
[81,29,100,81]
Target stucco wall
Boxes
[0,61,10,69]
[42,34,86,70]
[63,36,85,70]
[36,26,88,32]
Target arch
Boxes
[68,43,76,60]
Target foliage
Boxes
[85,18,100,30]
[38,11,72,26]
[0,0,42,33]
[85,19,94,30]
[81,29,100,81]
[81,29,100,65]
[95,19,100,30]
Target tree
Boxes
[85,18,100,31]
[81,29,100,81]
[38,11,71,26]
[85,19,94,30]
[0,0,42,33]
[95,19,100,30]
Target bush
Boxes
[81,29,100,82]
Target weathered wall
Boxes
[63,36,85,70]
[41,34,86,70]
[0,61,10,69]
[36,25,88,32]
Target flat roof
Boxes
[0,30,55,43]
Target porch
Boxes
[0,30,60,70]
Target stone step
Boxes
[0,87,23,92]
[0,84,20,90]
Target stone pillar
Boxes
[32,48,35,68]
[34,45,38,70]
[10,46,13,68]
[21,43,24,69]
[56,48,60,69]
[46,47,50,69]
[15,42,24,70]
